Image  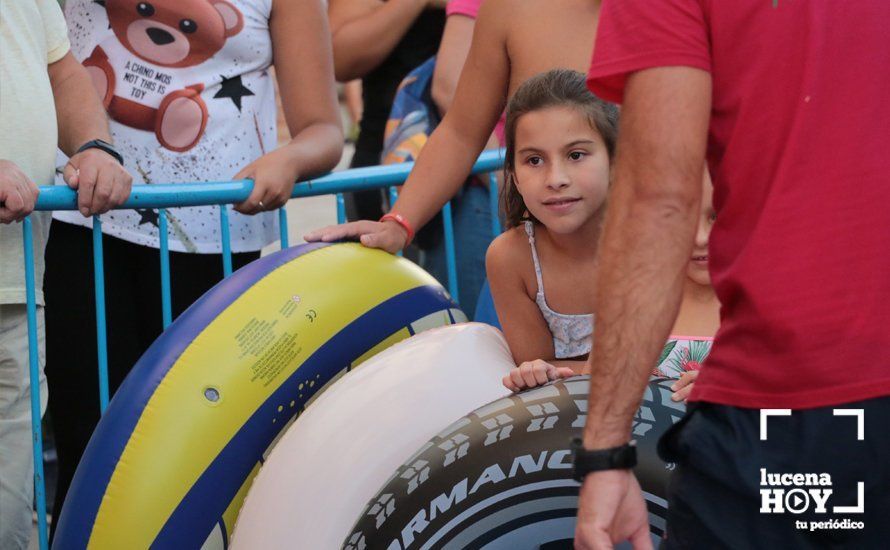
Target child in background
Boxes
[482,70,618,391]
[659,177,719,402]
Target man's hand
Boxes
[304,219,409,253]
[575,470,653,550]
[0,160,40,223]
[62,147,132,217]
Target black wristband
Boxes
[571,438,637,481]
[76,139,124,166]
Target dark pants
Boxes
[43,221,258,536]
[346,148,386,222]
[658,397,890,549]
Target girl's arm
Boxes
[234,0,343,214]
[486,231,556,365]
[305,0,510,249]
[328,0,444,82]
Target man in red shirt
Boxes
[573,1,890,548]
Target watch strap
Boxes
[77,139,124,166]
[571,438,637,481]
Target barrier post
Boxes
[441,201,459,302]
[279,207,289,250]
[488,172,501,238]
[219,205,233,277]
[92,217,110,412]
[22,217,49,550]
[159,209,173,328]
[336,193,346,224]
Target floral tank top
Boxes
[653,337,713,378]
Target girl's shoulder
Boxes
[487,224,532,263]
[486,225,537,289]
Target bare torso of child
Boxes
[504,0,601,96]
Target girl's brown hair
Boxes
[501,69,619,228]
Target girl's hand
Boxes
[503,359,575,393]
[304,219,408,253]
[670,370,699,402]
[234,148,300,215]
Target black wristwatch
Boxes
[571,438,637,481]
[77,139,124,166]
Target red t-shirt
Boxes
[588,0,890,409]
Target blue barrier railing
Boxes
[20,148,504,550]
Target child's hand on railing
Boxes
[503,359,575,393]
[304,219,408,254]
[0,160,40,223]
[233,148,301,215]
[670,370,699,402]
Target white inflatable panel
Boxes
[231,323,514,549]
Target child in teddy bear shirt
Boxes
[44,0,343,535]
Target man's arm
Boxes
[51,52,111,157]
[574,66,710,550]
[584,66,711,448]
[49,52,132,216]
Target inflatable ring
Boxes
[231,323,515,549]
[54,243,464,550]
[345,376,684,549]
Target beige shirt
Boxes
[0,0,70,304]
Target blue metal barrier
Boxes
[18,149,504,550]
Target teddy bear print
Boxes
[84,0,244,152]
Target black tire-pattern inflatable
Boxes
[344,377,685,550]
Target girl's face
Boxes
[512,106,610,235]
[687,170,716,286]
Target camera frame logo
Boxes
[759,409,865,532]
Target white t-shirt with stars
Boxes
[55,0,278,253]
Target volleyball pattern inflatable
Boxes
[231,323,515,549]
[345,377,684,549]
[53,243,464,550]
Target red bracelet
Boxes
[380,213,415,246]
